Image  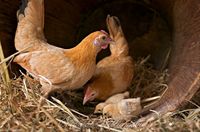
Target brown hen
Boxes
[83,15,134,104]
[14,0,113,97]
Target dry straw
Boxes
[0,48,199,131]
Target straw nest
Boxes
[0,50,199,131]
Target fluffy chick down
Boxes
[94,91,129,114]
[103,98,142,121]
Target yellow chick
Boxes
[103,98,142,120]
[94,91,129,113]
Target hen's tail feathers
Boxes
[17,0,44,28]
[106,15,122,39]
[17,0,28,18]
[15,0,46,51]
[106,15,129,56]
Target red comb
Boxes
[100,30,108,35]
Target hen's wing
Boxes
[15,50,75,84]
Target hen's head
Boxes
[92,30,114,50]
[83,85,98,105]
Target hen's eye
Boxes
[102,36,106,40]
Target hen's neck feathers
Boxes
[65,32,102,65]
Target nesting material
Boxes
[0,57,199,131]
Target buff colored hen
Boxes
[83,15,134,104]
[14,0,113,98]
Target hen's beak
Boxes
[107,37,115,45]
[83,95,90,105]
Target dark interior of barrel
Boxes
[0,0,171,66]
[44,0,173,114]
[44,0,172,68]
[0,0,199,116]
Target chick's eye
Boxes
[103,113,108,116]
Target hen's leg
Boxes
[40,85,51,98]
[38,81,53,107]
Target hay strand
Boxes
[0,57,199,131]
[0,39,10,86]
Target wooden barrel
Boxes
[0,0,199,116]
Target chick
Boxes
[94,103,107,114]
[103,98,142,120]
[94,91,129,113]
